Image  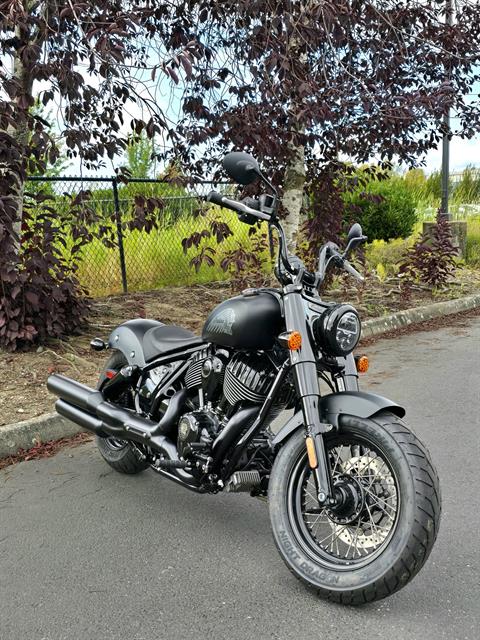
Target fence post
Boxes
[112,177,128,294]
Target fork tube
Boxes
[336,354,359,391]
[283,285,334,502]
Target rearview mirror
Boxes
[347,223,363,241]
[223,152,261,185]
[344,223,367,257]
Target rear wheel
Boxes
[95,352,149,475]
[268,411,441,604]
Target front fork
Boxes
[284,287,358,506]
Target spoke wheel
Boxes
[268,412,441,604]
[291,436,399,568]
[104,436,129,451]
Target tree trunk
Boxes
[10,32,33,242]
[281,141,306,252]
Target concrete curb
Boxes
[0,413,83,460]
[1,292,480,459]
[361,292,480,338]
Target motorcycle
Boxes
[47,152,441,604]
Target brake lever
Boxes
[343,259,364,281]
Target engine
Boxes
[176,410,218,459]
[182,348,293,446]
[141,347,294,468]
[223,352,277,405]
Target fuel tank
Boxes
[202,290,283,350]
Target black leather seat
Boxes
[143,325,204,362]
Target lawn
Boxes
[74,208,269,296]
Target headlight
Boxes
[313,304,361,356]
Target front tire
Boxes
[95,351,149,475]
[268,411,441,604]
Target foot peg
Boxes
[226,470,261,492]
[154,458,189,470]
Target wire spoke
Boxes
[330,448,343,477]
[300,439,399,563]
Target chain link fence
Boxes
[26,176,253,297]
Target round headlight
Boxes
[313,304,361,356]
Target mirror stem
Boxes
[258,172,278,198]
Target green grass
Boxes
[465,217,480,267]
[74,207,480,297]
[30,167,480,299]
[75,209,265,297]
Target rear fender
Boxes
[107,319,164,368]
[272,391,405,446]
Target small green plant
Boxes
[452,166,480,204]
[465,217,480,266]
[365,237,412,277]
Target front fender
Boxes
[272,391,405,446]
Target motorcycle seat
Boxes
[143,325,204,361]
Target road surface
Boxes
[1,316,479,640]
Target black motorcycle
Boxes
[47,152,440,604]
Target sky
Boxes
[64,118,479,178]
[54,70,479,178]
[423,135,479,174]
[421,79,480,174]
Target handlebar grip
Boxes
[207,190,271,222]
[207,190,226,207]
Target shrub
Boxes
[399,213,457,287]
[365,237,412,277]
[344,175,417,242]
[0,192,91,351]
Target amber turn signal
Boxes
[305,436,318,469]
[355,355,369,373]
[277,331,303,350]
[287,331,302,350]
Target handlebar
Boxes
[207,191,271,221]
[207,190,364,287]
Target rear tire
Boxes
[95,351,149,475]
[268,411,441,605]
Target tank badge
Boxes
[206,308,235,335]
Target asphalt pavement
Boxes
[1,316,479,640]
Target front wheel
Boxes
[268,411,441,605]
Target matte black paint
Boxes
[271,390,406,446]
[222,151,260,185]
[108,319,164,367]
[47,375,189,441]
[107,319,204,367]
[202,291,283,350]
[211,406,259,467]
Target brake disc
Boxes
[329,455,397,551]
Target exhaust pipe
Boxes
[56,399,105,434]
[47,373,187,454]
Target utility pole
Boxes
[440,0,454,220]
